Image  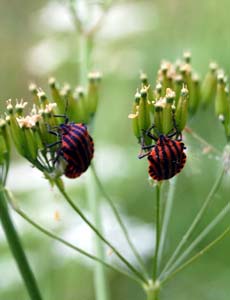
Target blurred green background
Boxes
[0,0,229,299]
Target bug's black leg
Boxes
[167,131,177,138]
[46,141,61,148]
[138,136,155,159]
[53,114,69,124]
[48,130,60,137]
[144,125,159,141]
[138,152,151,159]
[170,115,182,140]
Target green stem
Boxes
[161,227,230,285]
[91,163,149,278]
[87,167,110,300]
[144,280,160,300]
[5,189,142,285]
[158,177,177,267]
[54,180,148,284]
[159,168,225,279]
[0,187,42,300]
[161,203,230,280]
[153,183,161,280]
[79,33,93,86]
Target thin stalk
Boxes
[161,203,230,280]
[144,280,160,300]
[79,34,93,86]
[0,187,42,300]
[152,183,161,280]
[158,177,177,267]
[91,163,149,278]
[5,190,142,285]
[54,179,148,284]
[87,167,110,300]
[161,227,230,285]
[159,168,225,279]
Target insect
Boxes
[139,125,186,181]
[49,117,94,178]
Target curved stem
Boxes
[91,163,149,278]
[54,179,148,284]
[161,203,230,280]
[0,187,42,300]
[5,190,142,285]
[158,177,177,267]
[159,168,225,279]
[161,227,230,286]
[152,183,161,280]
[87,167,110,300]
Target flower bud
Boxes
[37,89,49,108]
[87,72,101,120]
[15,99,28,116]
[128,91,141,141]
[183,51,191,64]
[223,144,230,173]
[201,62,218,108]
[175,86,189,132]
[162,88,175,134]
[174,74,183,106]
[154,101,164,134]
[215,72,229,122]
[140,72,149,86]
[189,74,201,115]
[180,63,192,93]
[139,87,151,144]
[29,83,40,106]
[75,86,88,123]
[0,120,10,184]
[48,77,65,114]
[155,82,162,100]
[159,62,172,95]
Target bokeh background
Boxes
[0,0,229,299]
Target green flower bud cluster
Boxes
[129,52,230,143]
[3,73,101,181]
[48,72,101,123]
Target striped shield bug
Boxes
[48,115,94,179]
[139,125,186,181]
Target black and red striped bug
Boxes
[139,125,186,181]
[49,117,94,178]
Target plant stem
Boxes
[87,167,110,300]
[0,187,42,300]
[79,33,93,86]
[159,168,225,279]
[153,183,161,280]
[144,280,160,300]
[54,179,148,284]
[161,203,230,280]
[91,163,149,278]
[5,189,142,285]
[158,177,177,267]
[161,227,230,285]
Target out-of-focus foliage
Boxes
[0,0,229,299]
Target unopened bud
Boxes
[139,87,151,144]
[175,86,189,131]
[189,74,201,115]
[201,62,218,108]
[140,72,148,86]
